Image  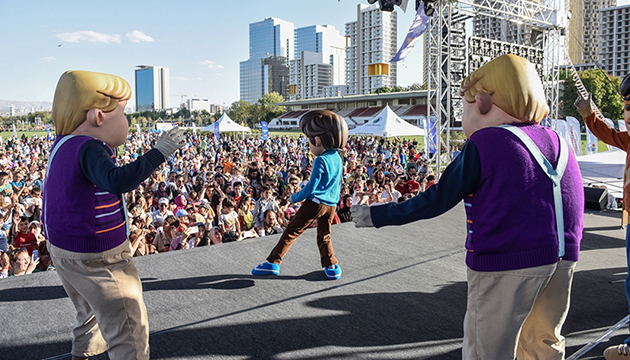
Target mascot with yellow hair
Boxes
[43,71,184,360]
[352,54,584,359]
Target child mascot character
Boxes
[575,74,630,360]
[43,70,184,360]
[352,54,584,360]
[252,109,348,280]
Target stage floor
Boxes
[1,206,628,359]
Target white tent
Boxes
[199,114,251,132]
[577,148,625,199]
[348,105,424,137]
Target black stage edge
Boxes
[1,206,628,360]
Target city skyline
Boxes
[0,0,425,111]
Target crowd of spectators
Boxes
[0,129,454,277]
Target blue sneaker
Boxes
[252,262,280,276]
[324,264,341,280]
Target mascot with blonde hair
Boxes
[352,54,584,360]
[43,71,185,360]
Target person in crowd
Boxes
[252,110,347,280]
[42,70,185,360]
[253,184,280,235]
[261,209,284,236]
[13,215,36,256]
[575,73,630,360]
[337,195,353,223]
[218,197,241,242]
[352,54,584,360]
[9,247,39,276]
[152,198,173,227]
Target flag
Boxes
[585,126,598,155]
[423,116,436,155]
[390,2,432,63]
[214,121,220,141]
[193,122,197,135]
[261,121,269,141]
[135,123,141,134]
[566,116,582,156]
[12,123,17,139]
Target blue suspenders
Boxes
[499,125,569,257]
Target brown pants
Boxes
[267,199,337,267]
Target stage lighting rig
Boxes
[367,0,407,12]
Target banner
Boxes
[193,122,197,134]
[390,2,431,63]
[618,120,627,132]
[603,118,615,150]
[555,120,571,150]
[261,121,269,141]
[585,126,598,155]
[565,116,582,156]
[12,123,17,139]
[214,121,220,141]
[135,123,141,134]
[422,116,436,155]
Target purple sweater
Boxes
[43,135,164,253]
[371,124,584,271]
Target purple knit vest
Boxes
[43,136,127,253]
[464,124,584,271]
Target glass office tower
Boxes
[240,17,294,104]
[135,65,170,112]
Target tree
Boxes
[229,100,254,125]
[374,86,391,94]
[256,92,286,124]
[391,85,405,92]
[406,83,427,91]
[560,69,623,122]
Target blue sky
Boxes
[2,0,628,110]
[0,0,425,110]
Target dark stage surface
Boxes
[1,206,628,359]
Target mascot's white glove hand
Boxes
[351,204,374,228]
[154,127,185,158]
[574,92,595,118]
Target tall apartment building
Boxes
[345,4,398,95]
[600,4,630,76]
[240,17,294,104]
[567,0,585,64]
[135,65,170,112]
[289,24,345,100]
[583,0,616,64]
[289,51,332,100]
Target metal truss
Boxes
[425,0,563,176]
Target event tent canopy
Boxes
[348,105,424,137]
[199,114,251,132]
[576,148,625,199]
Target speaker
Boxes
[584,187,608,211]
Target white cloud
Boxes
[173,76,203,82]
[199,60,224,69]
[56,30,121,44]
[126,30,154,43]
[41,56,56,62]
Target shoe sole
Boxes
[251,268,279,276]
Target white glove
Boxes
[154,128,185,158]
[351,205,374,228]
[574,92,595,118]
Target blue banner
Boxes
[261,121,269,140]
[391,2,432,63]
[214,121,220,140]
[423,116,436,155]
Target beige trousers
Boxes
[48,240,150,360]
[462,259,577,360]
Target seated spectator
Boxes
[153,215,179,252]
[207,226,223,245]
[193,223,210,247]
[261,209,283,236]
[404,173,421,195]
[13,216,36,256]
[130,229,157,256]
[337,195,353,223]
[253,184,280,234]
[9,247,39,276]
[152,197,173,227]
[218,197,241,242]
